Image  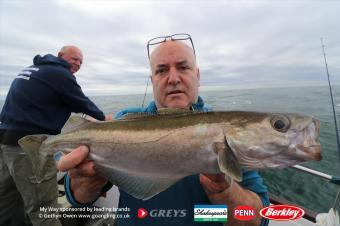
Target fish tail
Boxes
[18,134,56,182]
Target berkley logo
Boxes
[260,205,305,221]
[233,205,256,221]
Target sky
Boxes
[0,0,339,97]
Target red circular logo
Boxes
[137,208,148,219]
[233,205,256,221]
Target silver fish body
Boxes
[19,111,321,200]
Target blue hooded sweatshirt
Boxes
[0,54,105,144]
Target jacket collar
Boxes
[145,96,205,113]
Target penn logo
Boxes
[137,208,148,219]
[233,205,256,221]
[259,205,305,221]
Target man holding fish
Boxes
[58,35,271,226]
[17,34,321,226]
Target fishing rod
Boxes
[321,38,340,213]
[321,38,340,161]
[292,165,340,185]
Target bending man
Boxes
[0,46,105,226]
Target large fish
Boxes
[19,111,321,200]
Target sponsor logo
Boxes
[233,205,256,221]
[259,205,305,221]
[137,208,186,219]
[137,208,148,219]
[149,209,187,218]
[194,205,228,222]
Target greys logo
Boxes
[138,209,187,218]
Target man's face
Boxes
[60,48,83,74]
[150,41,200,109]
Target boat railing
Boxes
[270,164,340,223]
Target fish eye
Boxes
[270,115,291,132]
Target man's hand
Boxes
[200,173,233,204]
[83,114,112,122]
[200,173,263,226]
[105,114,113,121]
[57,146,108,204]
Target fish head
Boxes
[225,112,322,169]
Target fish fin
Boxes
[120,112,156,120]
[18,134,56,182]
[98,166,181,200]
[120,108,192,120]
[215,138,243,182]
[157,108,192,115]
[61,115,92,133]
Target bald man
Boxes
[0,46,105,226]
[59,39,269,226]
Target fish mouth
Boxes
[297,144,322,161]
[299,118,322,161]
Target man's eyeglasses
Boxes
[147,33,196,59]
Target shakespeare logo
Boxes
[194,205,228,222]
